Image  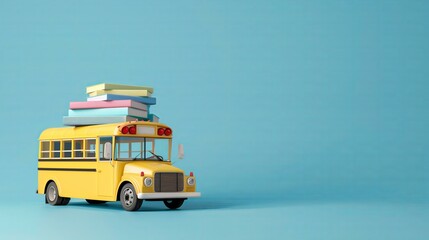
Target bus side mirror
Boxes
[178,144,184,160]
[104,142,112,160]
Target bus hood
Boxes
[123,161,184,175]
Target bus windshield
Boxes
[115,137,170,161]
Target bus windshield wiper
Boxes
[133,152,142,160]
[148,150,164,161]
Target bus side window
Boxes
[40,141,50,158]
[63,140,72,158]
[85,139,96,158]
[74,140,83,158]
[99,137,112,161]
[52,141,61,158]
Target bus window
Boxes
[117,142,130,159]
[40,141,50,158]
[63,140,72,158]
[74,140,83,158]
[85,139,96,158]
[153,138,169,160]
[115,137,170,161]
[52,141,61,158]
[146,139,154,154]
[131,142,142,159]
[99,137,112,161]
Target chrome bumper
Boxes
[137,192,201,200]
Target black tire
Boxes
[120,183,143,211]
[163,199,185,210]
[45,182,66,206]
[60,197,71,205]
[86,199,107,204]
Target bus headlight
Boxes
[144,177,153,187]
[187,177,195,186]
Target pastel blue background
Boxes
[0,0,428,239]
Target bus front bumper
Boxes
[137,192,201,200]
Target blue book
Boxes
[87,94,156,105]
[69,107,147,118]
[63,116,142,126]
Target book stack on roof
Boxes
[63,83,160,126]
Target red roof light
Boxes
[164,128,172,136]
[121,126,129,134]
[129,126,137,134]
[157,128,165,135]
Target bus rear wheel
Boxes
[120,183,143,211]
[86,199,107,204]
[163,199,185,209]
[46,182,70,206]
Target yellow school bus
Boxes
[37,121,200,211]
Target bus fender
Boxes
[116,177,142,199]
[43,177,63,195]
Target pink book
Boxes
[69,100,147,111]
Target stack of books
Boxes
[63,83,160,126]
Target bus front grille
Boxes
[154,173,184,192]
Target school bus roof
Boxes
[39,121,171,140]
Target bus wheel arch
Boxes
[116,181,131,201]
[116,180,140,201]
[44,180,55,195]
[44,180,55,203]
[45,181,70,206]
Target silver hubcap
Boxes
[123,188,134,207]
[48,186,57,201]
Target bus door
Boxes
[97,137,114,197]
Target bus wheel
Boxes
[120,183,143,211]
[46,182,66,206]
[86,199,107,204]
[163,199,185,210]
[61,197,71,205]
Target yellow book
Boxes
[88,89,152,97]
[86,83,154,94]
